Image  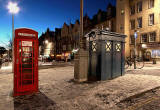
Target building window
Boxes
[130,35,135,45]
[149,14,154,26]
[137,17,142,28]
[149,32,156,42]
[141,34,148,43]
[149,0,154,8]
[130,20,135,30]
[130,5,135,15]
[137,1,142,13]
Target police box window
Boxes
[149,32,156,42]
[141,34,148,43]
[137,1,142,13]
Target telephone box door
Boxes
[17,40,35,92]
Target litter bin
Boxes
[86,29,126,81]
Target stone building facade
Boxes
[39,28,55,57]
[39,3,116,58]
[116,0,160,60]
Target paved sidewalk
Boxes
[0,62,160,110]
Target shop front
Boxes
[140,43,160,61]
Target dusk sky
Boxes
[0,0,116,47]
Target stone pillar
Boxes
[74,49,89,82]
[74,0,89,82]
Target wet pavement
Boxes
[0,61,160,110]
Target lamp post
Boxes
[80,0,84,49]
[134,30,139,69]
[7,2,20,72]
[74,0,88,82]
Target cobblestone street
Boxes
[0,62,160,110]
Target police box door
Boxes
[17,39,35,92]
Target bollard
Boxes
[153,58,156,64]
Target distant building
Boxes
[39,28,55,57]
[116,0,160,60]
[39,3,116,59]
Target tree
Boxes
[0,46,6,58]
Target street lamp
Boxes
[7,1,20,72]
[134,30,139,69]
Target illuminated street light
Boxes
[7,2,20,14]
[7,1,20,72]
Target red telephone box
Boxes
[14,28,38,96]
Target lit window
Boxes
[137,1,142,13]
[149,0,154,8]
[92,42,97,52]
[149,14,154,25]
[130,5,135,15]
[149,32,156,42]
[116,43,121,52]
[106,41,111,52]
[137,17,142,28]
[141,34,148,43]
[130,20,135,30]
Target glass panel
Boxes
[22,64,32,68]
[20,41,34,86]
[92,42,97,52]
[22,80,32,85]
[106,41,111,52]
[22,47,32,52]
[23,73,32,79]
[116,43,121,52]
[22,69,32,73]
[22,58,32,63]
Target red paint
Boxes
[14,28,39,96]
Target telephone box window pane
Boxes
[22,47,32,53]
[22,68,32,74]
[22,64,32,68]
[22,80,32,85]
[22,58,32,63]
